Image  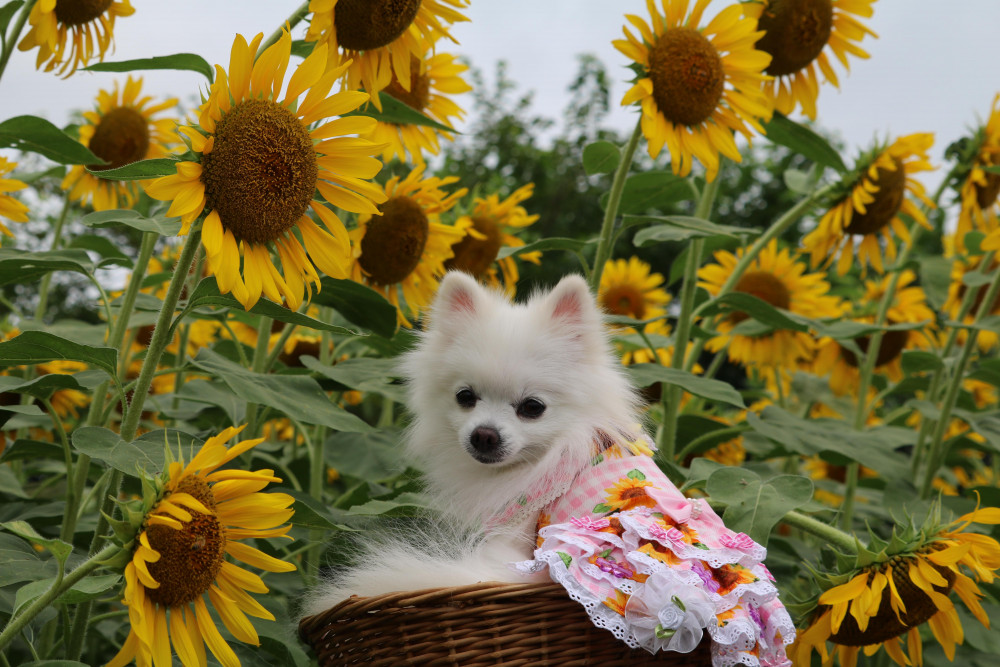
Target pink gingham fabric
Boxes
[514,435,795,667]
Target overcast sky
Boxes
[3,1,1000,172]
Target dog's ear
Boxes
[542,275,605,348]
[429,271,484,328]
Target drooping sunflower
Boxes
[697,240,843,368]
[365,46,471,165]
[63,76,179,211]
[942,252,1000,352]
[108,425,296,667]
[811,269,935,396]
[305,0,470,104]
[952,94,1000,246]
[17,0,135,77]
[597,256,672,365]
[803,133,936,276]
[143,32,387,312]
[0,157,29,240]
[445,183,541,295]
[792,501,1000,667]
[743,0,878,119]
[613,0,774,181]
[349,165,469,326]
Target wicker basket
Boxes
[299,581,713,666]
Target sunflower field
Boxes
[1,1,999,666]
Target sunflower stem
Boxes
[0,545,119,654]
[675,425,748,463]
[920,262,1000,498]
[34,192,73,322]
[0,0,37,84]
[589,118,643,294]
[118,228,201,442]
[780,510,859,555]
[657,177,719,462]
[257,0,312,58]
[246,315,274,439]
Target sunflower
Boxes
[744,0,878,119]
[17,0,135,77]
[811,269,935,396]
[613,0,774,181]
[792,501,1000,667]
[445,184,541,295]
[108,425,296,667]
[942,253,1000,351]
[953,94,1000,246]
[63,77,179,211]
[144,32,387,312]
[305,0,469,105]
[365,46,471,165]
[349,165,468,326]
[598,256,672,365]
[603,475,657,512]
[803,133,936,276]
[697,239,843,368]
[0,157,29,240]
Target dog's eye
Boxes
[516,398,546,419]
[456,388,477,408]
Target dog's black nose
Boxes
[469,426,501,455]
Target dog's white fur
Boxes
[303,272,642,617]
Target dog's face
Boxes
[404,272,616,469]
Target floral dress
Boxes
[512,434,795,667]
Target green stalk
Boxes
[920,262,1000,497]
[780,510,860,554]
[34,193,73,322]
[589,118,643,293]
[0,545,119,653]
[657,178,719,461]
[246,315,274,438]
[0,0,37,84]
[256,0,312,57]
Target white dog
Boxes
[304,271,641,613]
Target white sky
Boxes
[3,1,1000,171]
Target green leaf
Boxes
[967,359,1000,388]
[582,140,621,175]
[600,171,694,213]
[344,92,457,133]
[901,350,944,375]
[811,319,925,340]
[0,247,96,286]
[311,277,399,338]
[0,373,87,401]
[67,234,133,268]
[0,115,104,165]
[186,277,356,335]
[0,1,24,36]
[626,469,646,481]
[301,356,406,402]
[86,158,179,181]
[762,113,846,173]
[190,349,372,433]
[347,492,431,517]
[174,379,247,425]
[626,364,745,408]
[630,215,758,245]
[1,521,73,566]
[290,39,316,59]
[81,209,183,236]
[705,468,813,546]
[0,331,118,379]
[918,255,953,310]
[84,53,213,81]
[700,292,811,333]
[13,574,121,620]
[71,427,167,474]
[558,552,573,568]
[497,236,590,260]
[286,492,354,531]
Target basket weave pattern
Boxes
[299,581,712,666]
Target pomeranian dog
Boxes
[303,271,642,614]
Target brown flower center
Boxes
[444,215,502,279]
[279,337,322,367]
[601,284,649,319]
[755,0,833,76]
[839,325,910,368]
[956,259,1000,315]
[648,27,725,127]
[200,99,317,246]
[144,477,225,607]
[730,270,791,324]
[334,0,422,51]
[975,162,1000,210]
[828,557,956,646]
[87,107,150,171]
[54,0,112,26]
[358,195,429,286]
[385,56,431,111]
[843,157,907,236]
